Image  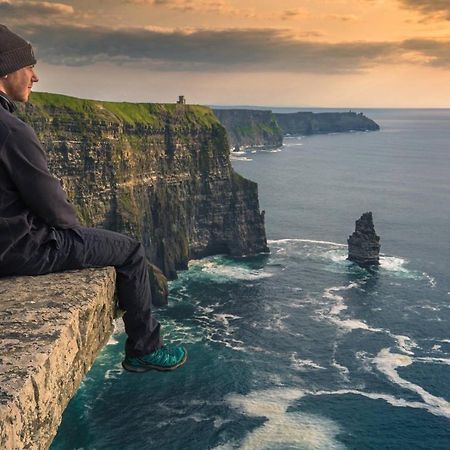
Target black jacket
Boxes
[0,91,79,266]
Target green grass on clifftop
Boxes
[29,92,219,128]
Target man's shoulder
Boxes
[0,107,31,131]
[0,108,36,146]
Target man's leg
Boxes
[10,227,162,357]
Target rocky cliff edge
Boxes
[17,93,268,279]
[0,268,116,450]
[0,93,269,448]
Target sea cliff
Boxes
[275,111,380,136]
[17,93,268,279]
[0,93,269,449]
[213,109,283,150]
[213,108,379,150]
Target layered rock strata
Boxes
[274,111,380,136]
[17,93,268,280]
[348,212,381,266]
[0,267,116,450]
[213,109,283,150]
[213,108,380,150]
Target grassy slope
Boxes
[28,92,219,128]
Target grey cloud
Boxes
[281,9,307,21]
[20,24,402,74]
[0,0,74,20]
[399,0,450,19]
[126,0,234,13]
[402,39,450,66]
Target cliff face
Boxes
[17,93,268,279]
[275,111,380,136]
[213,109,380,149]
[213,109,283,150]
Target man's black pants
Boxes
[5,227,161,357]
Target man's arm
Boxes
[1,123,80,228]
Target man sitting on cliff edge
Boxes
[0,25,187,372]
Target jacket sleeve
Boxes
[1,123,80,229]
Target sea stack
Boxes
[347,212,380,266]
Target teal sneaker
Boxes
[122,345,188,372]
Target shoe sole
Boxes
[122,350,188,373]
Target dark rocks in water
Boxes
[347,212,380,266]
[147,262,169,306]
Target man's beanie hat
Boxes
[0,25,36,77]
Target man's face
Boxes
[1,65,39,102]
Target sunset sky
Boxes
[2,0,450,107]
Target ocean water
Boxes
[51,109,450,450]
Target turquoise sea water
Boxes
[52,109,450,450]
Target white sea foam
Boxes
[415,356,450,365]
[327,250,349,263]
[106,319,124,345]
[314,389,449,419]
[221,388,345,450]
[269,238,436,287]
[333,318,383,332]
[192,305,248,351]
[323,283,359,316]
[230,155,253,161]
[355,351,374,373]
[373,348,450,419]
[261,148,283,153]
[104,365,123,380]
[423,273,437,288]
[162,317,204,344]
[379,255,408,272]
[379,256,435,286]
[391,335,417,355]
[261,312,290,332]
[418,304,441,312]
[213,313,242,327]
[321,283,386,335]
[188,259,272,281]
[106,334,119,346]
[320,283,420,357]
[268,238,346,247]
[290,352,325,371]
[332,342,350,379]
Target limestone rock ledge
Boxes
[0,268,116,450]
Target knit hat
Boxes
[0,25,36,77]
